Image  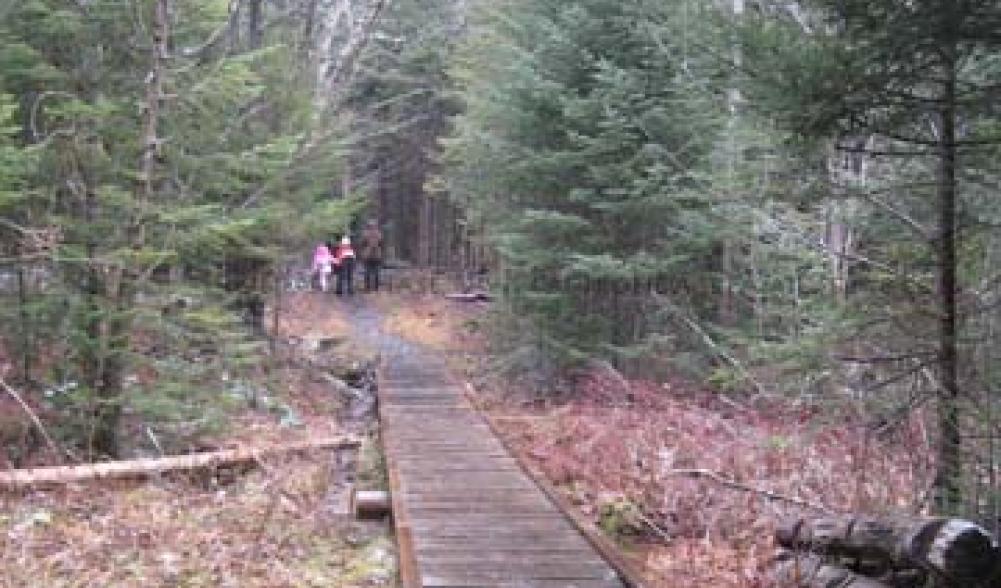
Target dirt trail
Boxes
[340,297,440,365]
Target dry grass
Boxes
[1,291,396,588]
[485,371,935,587]
[272,292,352,343]
[0,454,395,588]
[380,292,487,354]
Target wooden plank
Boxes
[414,542,597,554]
[419,561,617,579]
[422,580,622,588]
[409,520,582,533]
[406,506,559,517]
[396,463,523,473]
[404,496,553,508]
[379,377,423,588]
[416,554,608,567]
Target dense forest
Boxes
[1,0,1000,585]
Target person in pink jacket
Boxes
[312,241,333,292]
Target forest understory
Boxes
[2,1,1000,586]
[382,289,936,588]
[0,278,980,588]
[0,294,397,588]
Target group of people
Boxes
[311,220,384,295]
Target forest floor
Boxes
[0,292,397,588]
[0,284,936,587]
[377,287,935,588]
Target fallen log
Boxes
[0,436,360,490]
[772,552,891,587]
[351,489,392,519]
[444,291,492,302]
[776,515,999,585]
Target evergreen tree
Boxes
[343,0,463,265]
[0,0,357,457]
[444,0,729,365]
[740,0,1001,514]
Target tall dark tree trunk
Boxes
[934,51,961,514]
[229,0,242,52]
[248,0,263,49]
[16,263,30,381]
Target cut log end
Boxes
[351,489,391,519]
[910,518,1000,583]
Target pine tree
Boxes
[740,0,1001,514]
[343,0,463,265]
[0,0,358,457]
[444,0,729,365]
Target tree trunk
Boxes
[16,263,30,381]
[935,51,961,515]
[84,0,171,458]
[718,0,744,328]
[248,0,263,49]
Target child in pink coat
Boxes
[312,242,333,292]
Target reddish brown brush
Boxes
[489,369,934,587]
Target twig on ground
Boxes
[670,468,831,513]
[145,426,165,457]
[635,509,674,543]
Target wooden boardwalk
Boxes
[377,356,631,588]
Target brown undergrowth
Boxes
[1,292,396,588]
[379,287,935,587]
[0,455,394,588]
[484,372,934,587]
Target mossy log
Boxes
[776,515,999,585]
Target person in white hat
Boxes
[335,235,356,295]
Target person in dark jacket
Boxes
[359,220,384,291]
[335,235,356,295]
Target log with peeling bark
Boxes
[0,436,360,490]
[776,515,1000,586]
[772,552,891,588]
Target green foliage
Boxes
[597,494,643,541]
[0,0,358,457]
[445,0,746,364]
